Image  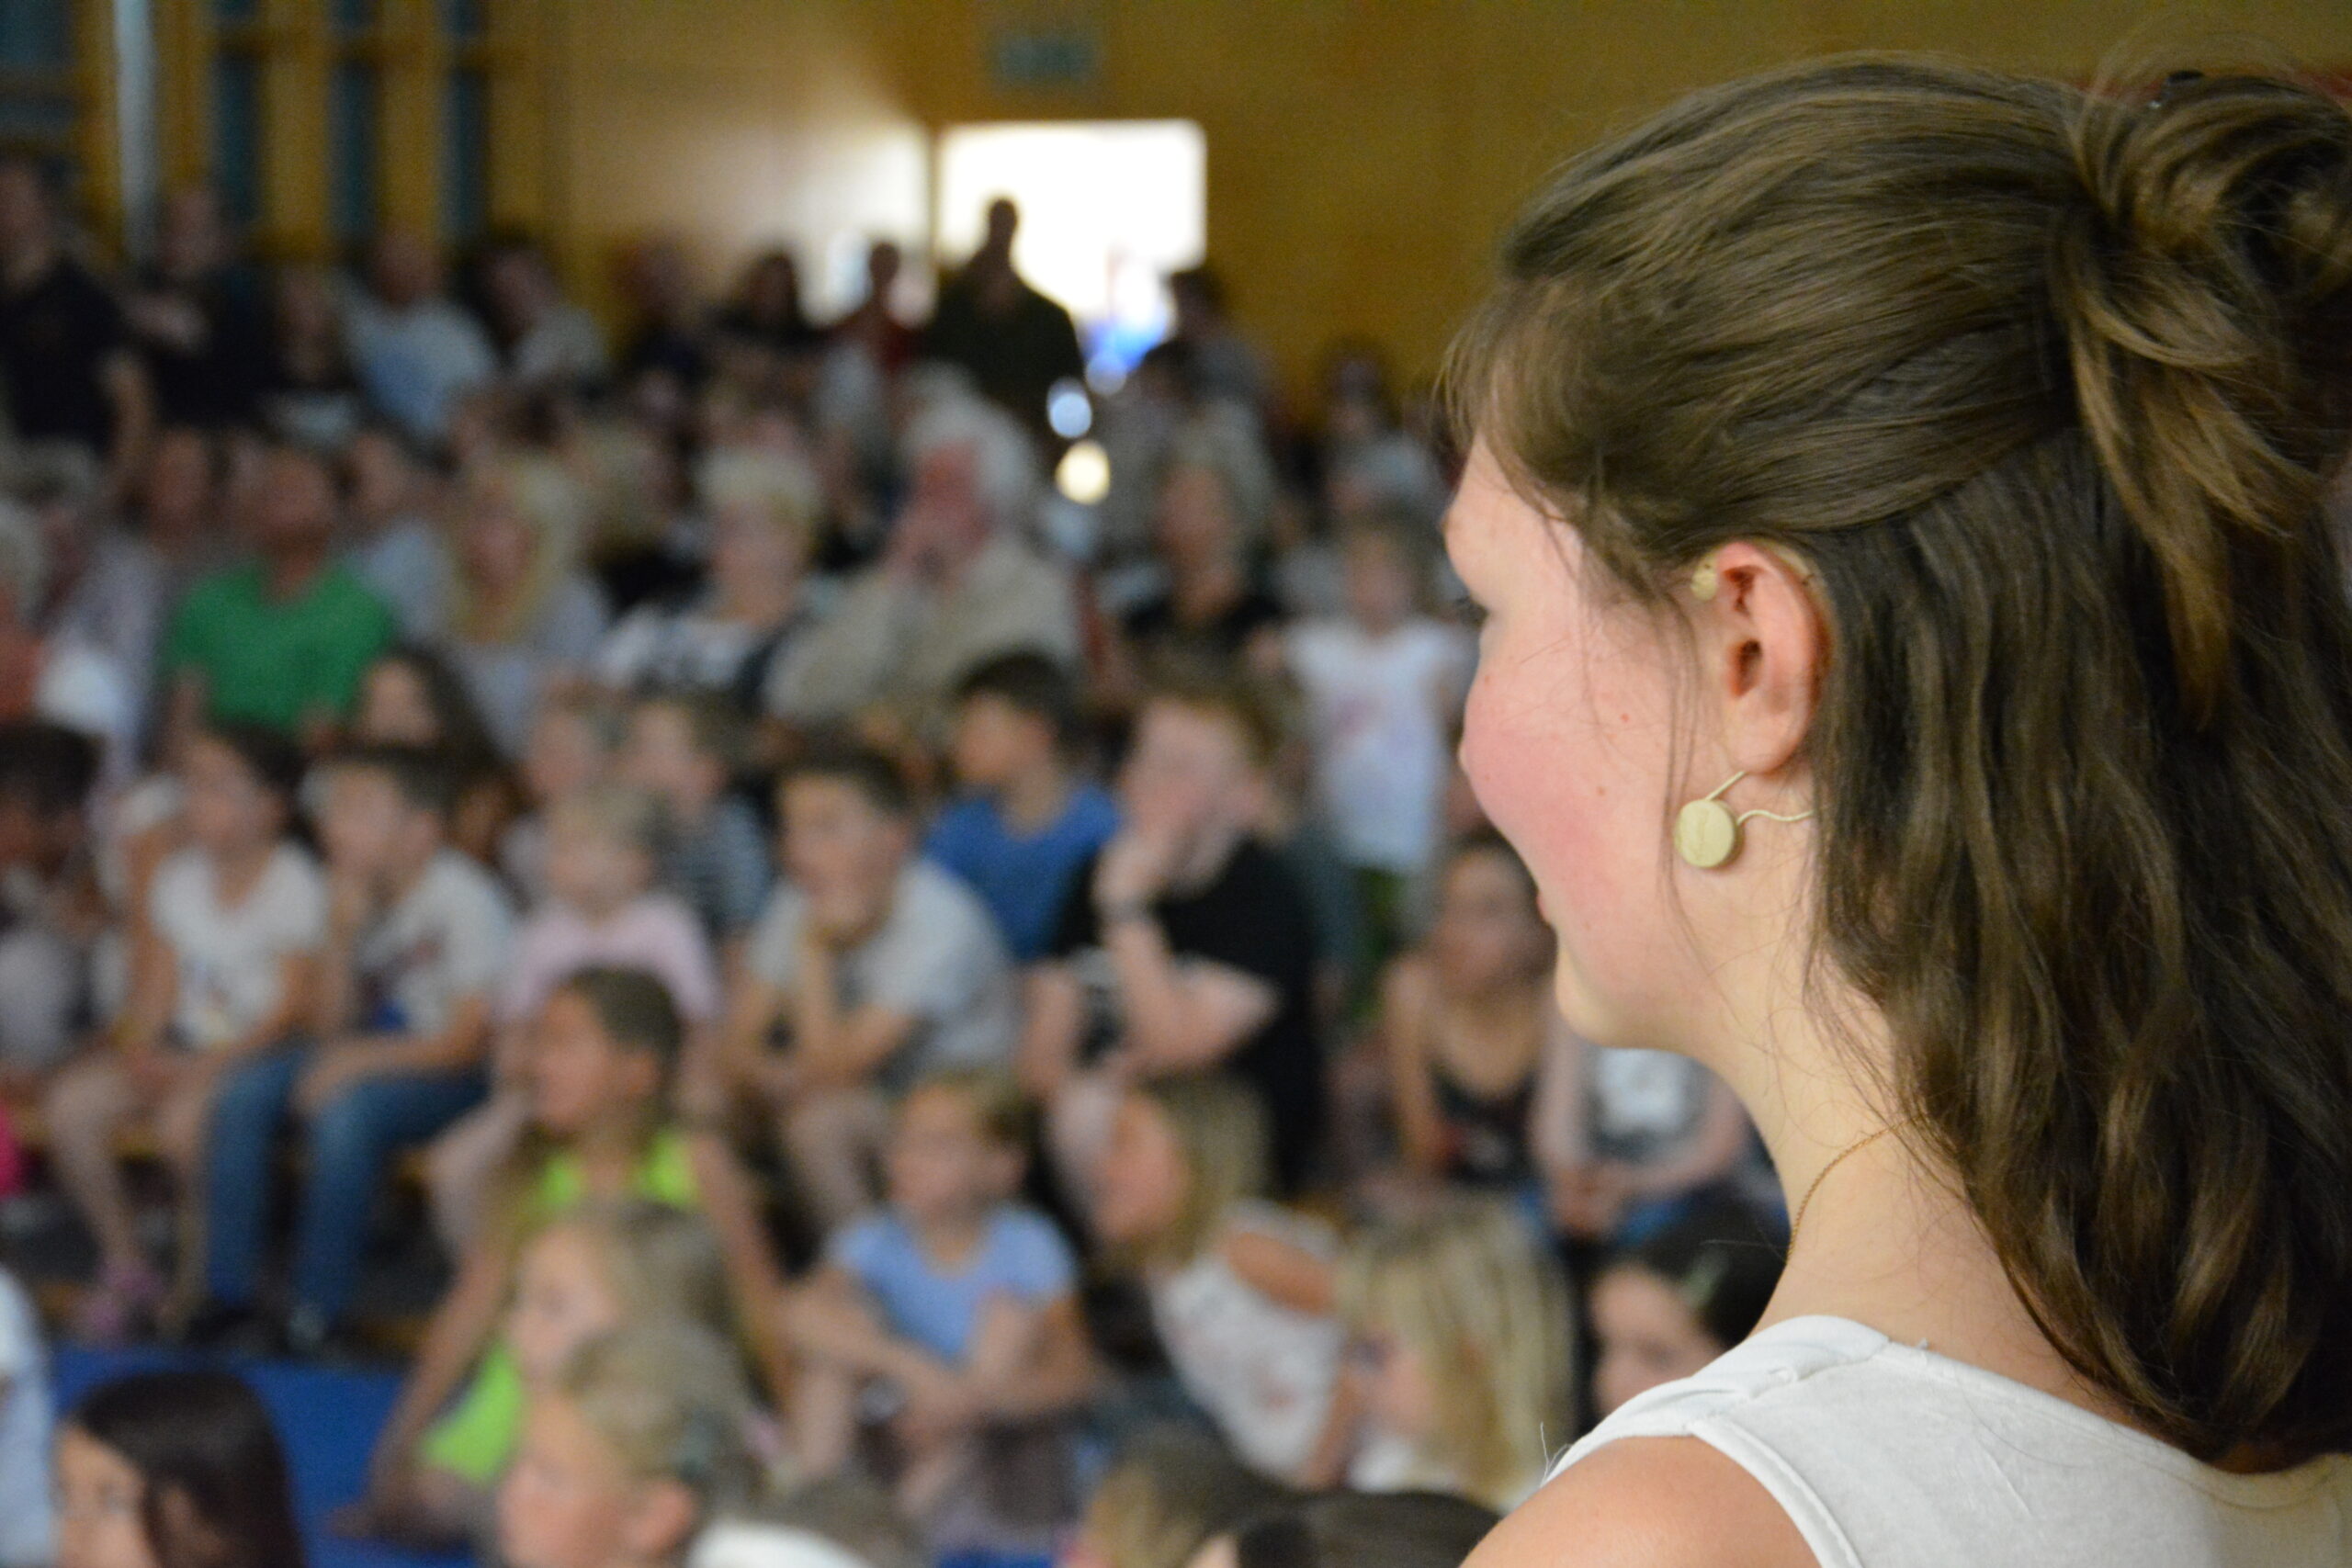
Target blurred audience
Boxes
[0,196,1786,1567]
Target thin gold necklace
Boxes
[1786,1123,1904,1251]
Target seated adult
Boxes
[438,457,609,756]
[160,443,396,745]
[594,448,822,711]
[769,396,1079,735]
[1020,679,1324,1194]
[342,231,497,449]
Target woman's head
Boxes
[885,1069,1029,1226]
[1447,58,2352,1462]
[498,1323,759,1568]
[57,1371,303,1568]
[510,1201,731,1387]
[1591,1196,1783,1417]
[543,784,666,915]
[1428,832,1551,997]
[1093,1077,1267,1264]
[530,966,683,1137]
[453,458,588,641]
[1339,1201,1573,1507]
[180,725,301,856]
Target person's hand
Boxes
[1093,826,1182,913]
[894,1364,981,1450]
[297,1042,379,1116]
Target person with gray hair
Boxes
[766,395,1079,733]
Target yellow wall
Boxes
[529,0,2352,405]
[129,1,2352,403]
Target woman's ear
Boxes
[1689,541,1826,781]
[621,1477,700,1562]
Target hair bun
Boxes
[2052,69,2352,719]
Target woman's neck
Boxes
[1714,992,2139,1433]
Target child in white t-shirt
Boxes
[1283,514,1473,969]
[45,724,324,1341]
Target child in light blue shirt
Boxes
[783,1067,1091,1529]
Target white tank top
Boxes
[1550,1315,2352,1568]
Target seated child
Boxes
[1330,1200,1573,1509]
[725,742,1017,1228]
[46,724,322,1340]
[355,967,787,1544]
[500,691,624,905]
[54,1369,304,1568]
[1589,1194,1783,1418]
[1060,1429,1296,1568]
[0,719,102,1090]
[198,744,515,1353]
[1550,1037,1754,1247]
[619,693,772,952]
[429,783,721,1252]
[1023,682,1325,1197]
[497,1321,767,1568]
[348,1197,735,1550]
[1090,1077,1342,1483]
[783,1068,1090,1541]
[1379,833,1579,1201]
[925,652,1120,963]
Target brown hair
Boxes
[902,1065,1032,1151]
[1451,57,2352,1464]
[1130,1076,1270,1269]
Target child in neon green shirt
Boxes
[333,967,784,1551]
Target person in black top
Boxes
[923,198,1085,441]
[121,186,267,430]
[0,157,151,480]
[1020,676,1325,1194]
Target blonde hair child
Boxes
[499,1322,763,1568]
[1336,1199,1573,1510]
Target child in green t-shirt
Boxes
[336,966,786,1551]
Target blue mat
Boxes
[54,1345,467,1568]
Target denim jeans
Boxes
[203,1047,486,1322]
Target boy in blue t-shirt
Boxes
[783,1067,1091,1526]
[925,651,1119,962]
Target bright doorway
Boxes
[934,119,1206,385]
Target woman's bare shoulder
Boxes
[1465,1438,1816,1568]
